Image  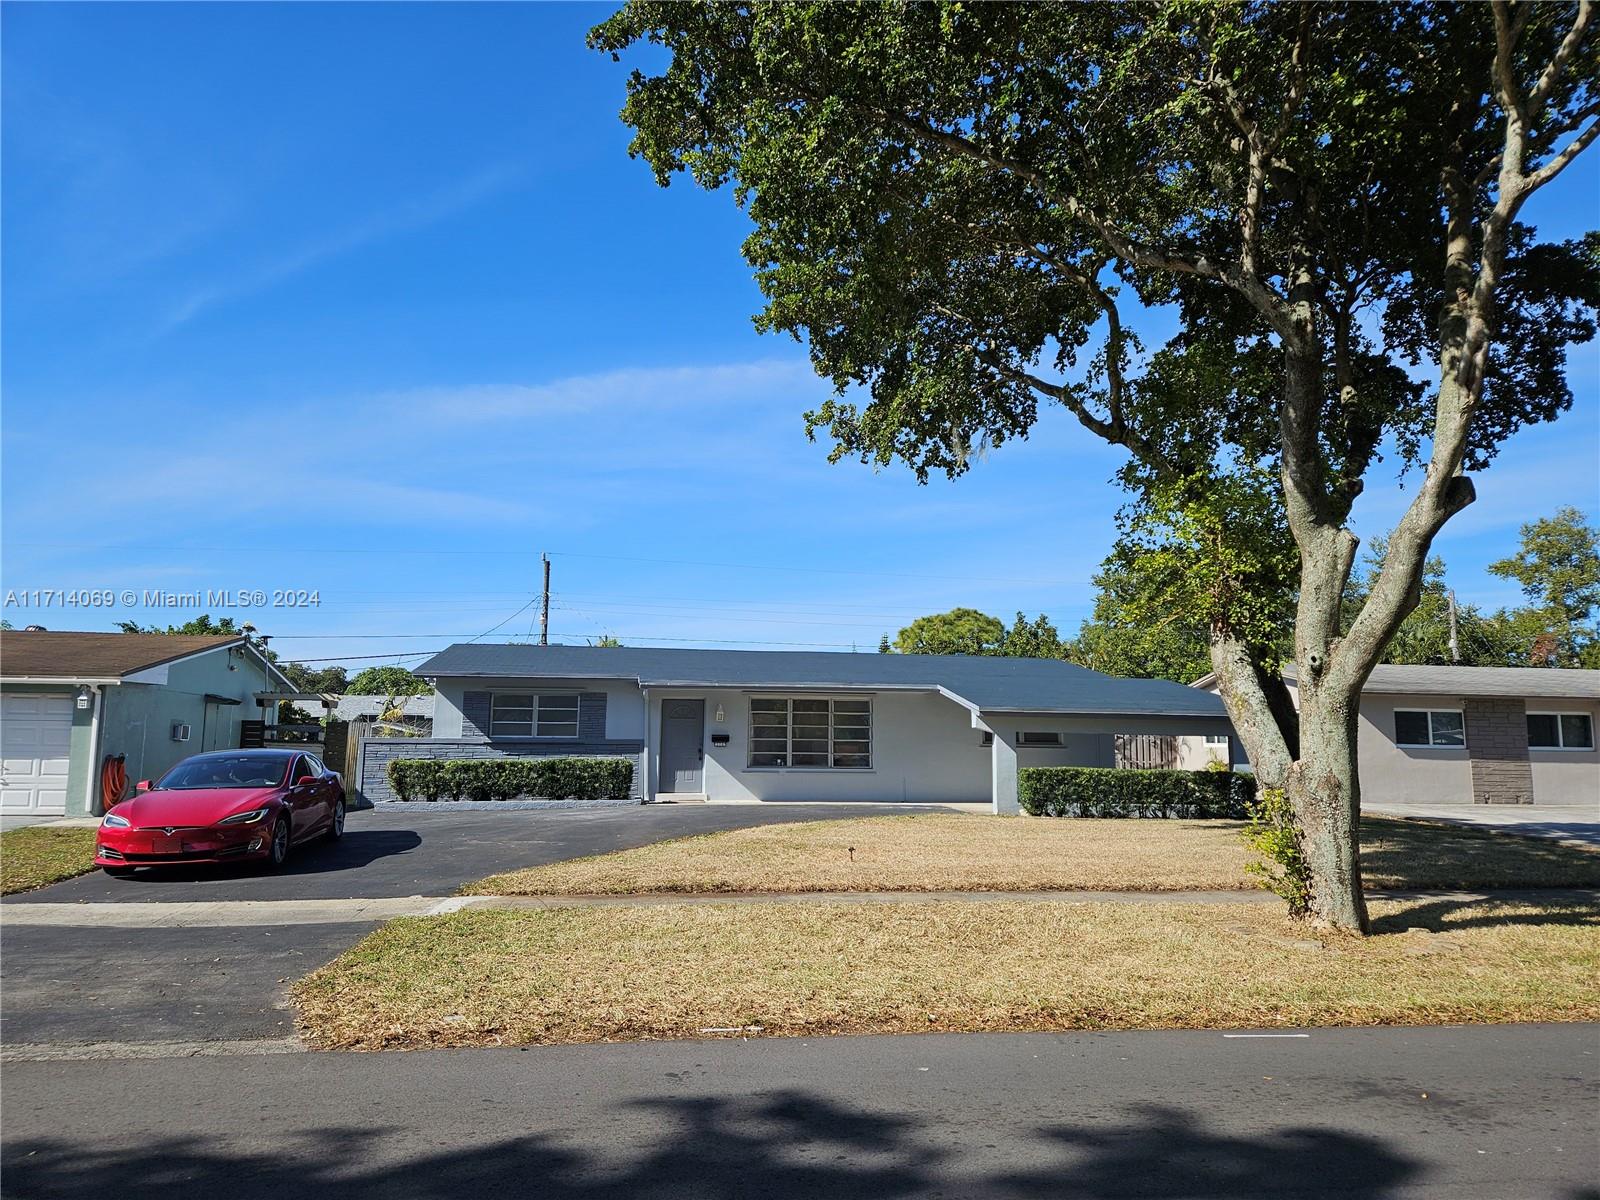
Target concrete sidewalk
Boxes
[7,886,1595,928]
[1368,802,1600,847]
[0,815,100,831]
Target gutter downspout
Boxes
[87,684,107,816]
[640,687,653,803]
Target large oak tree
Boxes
[592,2,1599,930]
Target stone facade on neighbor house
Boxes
[1180,665,1600,807]
[1464,697,1536,805]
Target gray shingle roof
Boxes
[1355,664,1600,700]
[414,644,1227,718]
[0,631,247,680]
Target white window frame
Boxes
[1393,708,1466,749]
[1526,710,1596,751]
[1203,734,1229,745]
[489,692,581,739]
[747,696,873,770]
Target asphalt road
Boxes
[4,1025,1596,1199]
[0,805,921,1047]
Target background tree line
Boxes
[885,507,1600,679]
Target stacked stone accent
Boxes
[355,692,644,805]
[1464,697,1533,805]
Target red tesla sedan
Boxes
[95,748,345,876]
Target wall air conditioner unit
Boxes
[171,723,192,742]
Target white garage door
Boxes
[1,694,74,814]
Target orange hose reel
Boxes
[99,754,128,814]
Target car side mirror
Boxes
[296,776,317,788]
[136,780,152,793]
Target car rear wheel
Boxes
[327,797,346,841]
[267,816,291,869]
[102,866,135,878]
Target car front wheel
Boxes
[267,816,291,869]
[327,797,346,841]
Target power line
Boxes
[279,650,438,663]
[278,630,869,662]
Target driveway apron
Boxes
[0,805,926,1049]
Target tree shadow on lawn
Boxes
[1359,817,1600,889]
[1370,894,1600,934]
[4,1092,1428,1200]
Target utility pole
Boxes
[539,553,551,646]
[1447,589,1460,664]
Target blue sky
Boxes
[3,3,1597,672]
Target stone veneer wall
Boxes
[1464,697,1533,805]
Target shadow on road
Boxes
[4,1092,1427,1199]
[106,829,424,886]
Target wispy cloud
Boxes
[388,361,822,422]
[155,164,521,334]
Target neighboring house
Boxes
[1184,664,1600,806]
[0,630,288,817]
[331,693,436,731]
[353,644,1233,811]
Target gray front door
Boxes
[659,699,705,793]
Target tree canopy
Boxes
[888,608,1069,658]
[117,614,242,636]
[346,666,433,697]
[593,1,1599,930]
[1488,506,1600,665]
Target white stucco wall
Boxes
[649,688,991,803]
[1176,736,1231,770]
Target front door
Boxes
[659,699,705,794]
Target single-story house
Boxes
[0,630,289,816]
[350,644,1235,811]
[331,692,436,730]
[1183,664,1600,806]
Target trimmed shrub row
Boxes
[1019,766,1255,819]
[387,757,634,803]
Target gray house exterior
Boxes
[0,630,289,817]
[356,644,1235,811]
[1184,664,1600,806]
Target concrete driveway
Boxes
[0,804,929,1049]
[1367,802,1600,848]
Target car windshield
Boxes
[156,755,291,790]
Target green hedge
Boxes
[1018,766,1255,818]
[386,757,634,803]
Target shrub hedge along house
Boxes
[353,644,1235,811]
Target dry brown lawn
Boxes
[466,813,1600,897]
[0,827,99,895]
[294,895,1600,1051]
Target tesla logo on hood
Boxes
[163,827,176,836]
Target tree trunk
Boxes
[1286,684,1369,932]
